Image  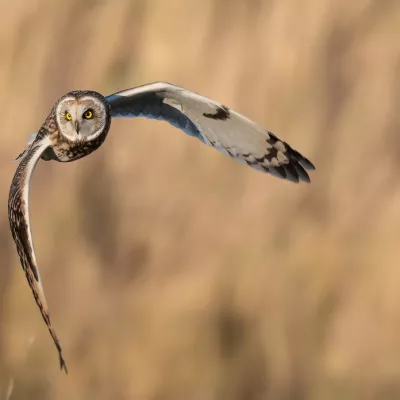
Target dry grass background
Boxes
[0,0,399,399]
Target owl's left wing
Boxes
[106,82,315,182]
[8,134,68,373]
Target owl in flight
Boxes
[8,82,315,373]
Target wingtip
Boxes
[60,357,68,374]
[285,144,315,171]
[301,158,316,171]
[294,151,315,171]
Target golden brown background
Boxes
[1,0,400,399]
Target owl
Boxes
[8,82,315,373]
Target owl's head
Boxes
[55,91,110,142]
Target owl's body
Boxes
[9,82,315,374]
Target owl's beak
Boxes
[75,121,80,134]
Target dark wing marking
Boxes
[203,105,230,120]
[8,135,68,373]
[106,82,315,183]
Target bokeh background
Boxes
[1,0,400,399]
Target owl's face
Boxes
[55,93,109,142]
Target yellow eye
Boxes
[65,112,72,121]
[83,110,93,119]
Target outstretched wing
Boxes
[106,82,315,182]
[8,135,68,373]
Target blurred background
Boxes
[1,0,400,399]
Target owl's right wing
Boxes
[8,135,68,373]
[106,82,315,182]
